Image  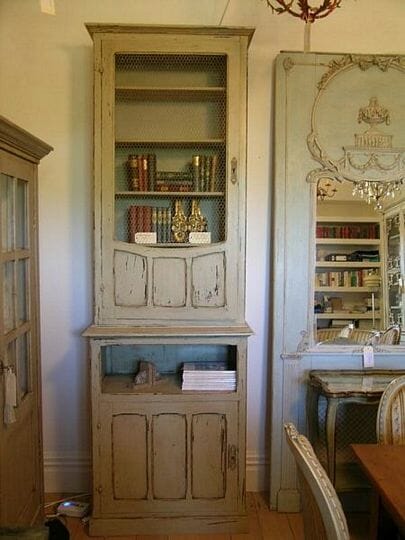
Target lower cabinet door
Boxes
[94,400,242,516]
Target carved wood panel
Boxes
[191,252,226,308]
[152,257,187,307]
[114,250,147,307]
[152,413,187,499]
[191,412,226,499]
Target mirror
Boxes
[314,180,404,346]
[273,52,405,354]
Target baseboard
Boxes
[246,451,269,492]
[44,451,268,494]
[43,452,91,493]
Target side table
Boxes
[307,370,405,487]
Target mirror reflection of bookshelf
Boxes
[315,217,383,331]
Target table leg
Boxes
[306,386,319,444]
[325,397,339,486]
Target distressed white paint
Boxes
[1,0,405,498]
[114,250,147,306]
[153,257,186,307]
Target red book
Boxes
[128,206,138,242]
[143,206,152,232]
[137,206,144,233]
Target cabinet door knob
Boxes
[228,444,238,470]
[230,157,238,184]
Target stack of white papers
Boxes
[181,361,236,391]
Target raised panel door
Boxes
[94,400,240,516]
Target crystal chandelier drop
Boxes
[352,180,403,211]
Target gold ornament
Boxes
[171,200,188,243]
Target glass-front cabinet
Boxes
[0,116,52,526]
[84,25,253,536]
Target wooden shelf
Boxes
[316,312,381,320]
[316,262,381,268]
[115,139,225,147]
[116,190,224,198]
[315,287,380,293]
[116,86,226,101]
[102,374,236,395]
[316,238,380,245]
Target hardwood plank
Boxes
[286,513,305,540]
[231,492,262,540]
[45,492,305,540]
[138,536,168,540]
[253,493,294,540]
[73,523,103,540]
[168,535,228,540]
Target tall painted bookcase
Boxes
[83,25,254,535]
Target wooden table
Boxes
[307,370,405,486]
[352,444,405,538]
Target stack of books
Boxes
[181,361,236,391]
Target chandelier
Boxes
[264,1,345,51]
[264,0,342,23]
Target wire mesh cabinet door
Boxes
[86,25,253,326]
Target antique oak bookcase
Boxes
[83,24,253,536]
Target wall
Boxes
[1,0,405,495]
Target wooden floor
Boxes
[45,492,369,539]
[45,493,304,540]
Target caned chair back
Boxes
[376,375,405,444]
[284,423,350,540]
[377,325,401,345]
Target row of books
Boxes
[191,154,218,192]
[323,250,380,262]
[316,224,379,239]
[316,270,380,288]
[181,361,236,391]
[127,154,157,191]
[127,153,220,193]
[128,205,172,243]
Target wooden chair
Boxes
[316,328,343,343]
[376,375,405,444]
[376,325,401,345]
[284,423,350,540]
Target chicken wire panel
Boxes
[114,53,227,246]
[314,396,378,469]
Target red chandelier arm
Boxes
[265,0,342,22]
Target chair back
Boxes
[377,325,401,345]
[284,423,350,540]
[376,375,405,444]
